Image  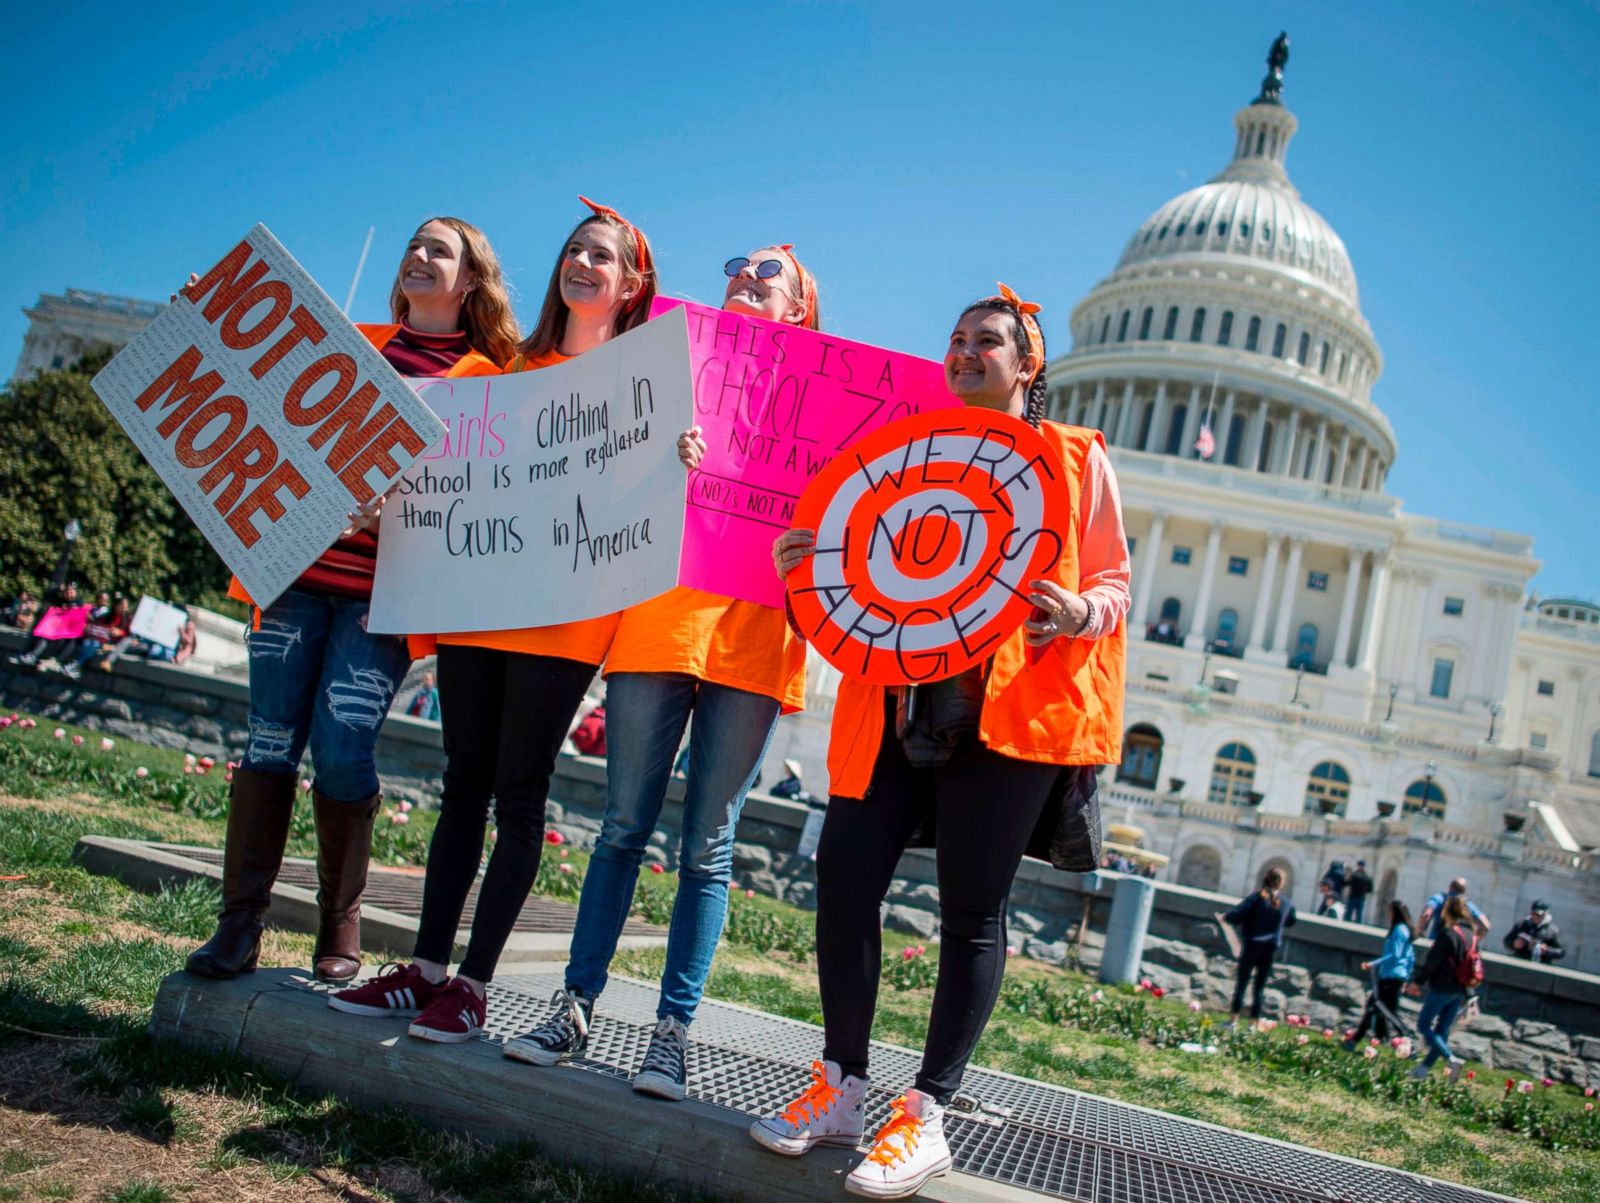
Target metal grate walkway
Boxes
[298,968,1520,1203]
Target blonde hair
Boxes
[517,213,657,361]
[388,216,521,367]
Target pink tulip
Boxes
[135,767,149,778]
[744,888,755,898]
[21,718,36,729]
[184,753,196,765]
[1542,1077,1554,1088]
[649,863,665,874]
[227,760,238,770]
[1586,1103,1594,1113]
[1518,1081,1534,1094]
[1323,1028,1334,1039]
[545,830,565,846]
[1188,1000,1202,1013]
[0,717,13,730]
[195,765,209,775]
[99,737,114,750]
[1297,1034,1310,1045]
[301,779,312,792]
[183,765,194,774]
[399,800,412,813]
[225,771,233,782]
[559,848,569,859]
[71,734,84,745]
[902,947,917,961]
[53,728,66,739]
[557,863,573,874]
[390,812,409,825]
[199,756,215,769]
[1363,1047,1377,1059]
[1091,989,1104,1002]
[1587,1088,1596,1098]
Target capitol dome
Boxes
[1047,42,1394,497]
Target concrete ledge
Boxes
[148,969,1038,1203]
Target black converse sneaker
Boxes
[503,988,593,1066]
[632,1015,689,1101]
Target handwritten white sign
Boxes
[91,224,447,607]
[129,596,187,650]
[368,309,693,633]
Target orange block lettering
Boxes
[198,426,280,512]
[173,396,248,468]
[308,383,398,472]
[336,418,426,503]
[283,354,357,425]
[250,306,326,379]
[186,240,269,324]
[224,460,310,548]
[135,347,225,437]
[219,280,293,350]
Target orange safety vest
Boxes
[228,323,502,615]
[825,423,1126,799]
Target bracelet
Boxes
[1072,596,1095,637]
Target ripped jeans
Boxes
[241,587,411,803]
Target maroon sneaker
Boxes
[327,963,443,1017]
[409,978,486,1043]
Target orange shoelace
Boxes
[865,1097,922,1167]
[781,1061,842,1127]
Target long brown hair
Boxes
[516,213,658,361]
[388,216,521,367]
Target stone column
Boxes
[1333,430,1351,489]
[1179,384,1203,459]
[1216,390,1237,463]
[1355,445,1372,491]
[1114,381,1139,447]
[1061,383,1080,425]
[1130,511,1167,630]
[1276,410,1301,476]
[1246,533,1283,654]
[1331,548,1364,670]
[1184,521,1226,649]
[1244,398,1268,471]
[1271,537,1306,657]
[1309,419,1329,481]
[1145,382,1169,452]
[1089,381,1107,431]
[1355,554,1394,674]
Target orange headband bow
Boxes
[983,281,1044,370]
[577,194,653,286]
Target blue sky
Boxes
[4,1,1596,595]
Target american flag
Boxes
[1195,423,1216,459]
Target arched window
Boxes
[1217,311,1234,346]
[1305,761,1352,817]
[1271,323,1287,358]
[1118,724,1164,788]
[1337,350,1348,381]
[1257,422,1274,471]
[1216,221,1229,239]
[1245,316,1261,351]
[1214,607,1239,650]
[1177,845,1224,892]
[1297,332,1310,364]
[1319,341,1330,373]
[1403,778,1447,820]
[1117,310,1131,342]
[1209,742,1256,806]
[1225,413,1247,465]
[1590,731,1600,779]
[1099,314,1111,343]
[1163,306,1179,340]
[1291,623,1319,669]
[1164,404,1187,455]
[1195,220,1207,236]
[1138,307,1154,340]
[1189,308,1206,342]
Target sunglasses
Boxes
[724,256,787,280]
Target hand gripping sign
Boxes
[787,408,1069,685]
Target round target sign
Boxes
[788,407,1069,685]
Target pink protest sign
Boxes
[33,605,92,640]
[651,297,959,608]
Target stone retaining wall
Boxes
[5,632,1597,1085]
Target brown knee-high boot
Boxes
[311,789,381,982]
[187,767,298,979]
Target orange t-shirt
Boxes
[606,588,807,713]
[420,347,621,666]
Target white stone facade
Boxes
[11,289,161,382]
[760,61,1600,971]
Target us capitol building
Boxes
[783,37,1600,967]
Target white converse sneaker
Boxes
[750,1060,868,1156]
[845,1089,952,1199]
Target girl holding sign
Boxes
[330,198,659,1041]
[502,247,820,1100]
[752,287,1130,1199]
[187,218,514,985]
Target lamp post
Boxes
[1385,682,1399,722]
[1200,641,1214,688]
[1486,700,1504,744]
[48,519,82,593]
[1291,665,1307,706]
[1424,759,1437,817]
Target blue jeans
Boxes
[241,588,411,802]
[1416,988,1467,1066]
[566,672,780,1023]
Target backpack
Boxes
[1453,926,1485,990]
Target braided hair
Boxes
[958,298,1049,428]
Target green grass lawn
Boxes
[2,710,1598,1202]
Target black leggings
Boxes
[1353,977,1404,1042]
[1231,944,1276,1018]
[814,723,1056,1103]
[413,645,596,982]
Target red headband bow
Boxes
[983,281,1044,370]
[577,194,653,287]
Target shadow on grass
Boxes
[0,978,707,1203]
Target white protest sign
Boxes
[368,309,693,633]
[129,596,187,650]
[92,224,447,607]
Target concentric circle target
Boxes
[788,408,1069,685]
